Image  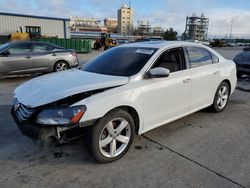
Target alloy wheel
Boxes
[217,85,229,109]
[99,118,131,158]
[56,62,68,72]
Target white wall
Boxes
[0,15,70,38]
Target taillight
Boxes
[71,52,77,57]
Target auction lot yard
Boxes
[0,47,250,188]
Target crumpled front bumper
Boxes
[11,107,89,142]
[11,108,56,140]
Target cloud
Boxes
[207,9,250,38]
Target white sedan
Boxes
[11,41,237,163]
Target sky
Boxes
[0,0,250,38]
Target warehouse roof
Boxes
[0,12,70,21]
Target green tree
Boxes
[162,28,178,40]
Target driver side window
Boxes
[152,48,185,73]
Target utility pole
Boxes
[229,19,233,42]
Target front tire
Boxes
[211,82,230,112]
[90,109,135,163]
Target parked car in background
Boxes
[135,37,163,43]
[210,39,225,47]
[243,46,250,51]
[0,41,79,76]
[234,51,250,77]
[11,41,236,163]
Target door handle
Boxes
[25,56,31,59]
[183,78,191,83]
[214,71,219,75]
[52,53,57,56]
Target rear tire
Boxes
[89,109,135,163]
[53,61,69,72]
[211,82,230,112]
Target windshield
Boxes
[83,47,158,76]
[0,43,10,52]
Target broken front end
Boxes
[11,90,104,143]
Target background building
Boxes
[0,12,70,39]
[136,20,151,36]
[118,4,133,35]
[153,26,164,36]
[104,18,118,33]
[182,13,209,41]
[70,17,107,33]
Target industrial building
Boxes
[104,18,118,33]
[136,20,151,36]
[182,13,209,41]
[153,26,164,36]
[118,4,134,35]
[0,12,70,40]
[70,17,107,33]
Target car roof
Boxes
[8,41,66,49]
[9,40,56,46]
[121,41,206,49]
[119,40,225,60]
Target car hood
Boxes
[14,69,129,108]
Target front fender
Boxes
[72,86,144,133]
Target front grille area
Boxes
[15,102,35,122]
[241,64,250,69]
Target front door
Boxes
[1,43,32,74]
[140,48,192,132]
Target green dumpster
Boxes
[37,38,91,53]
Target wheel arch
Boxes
[103,105,140,135]
[222,79,231,95]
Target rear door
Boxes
[185,46,221,111]
[0,43,32,74]
[30,43,55,71]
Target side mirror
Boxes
[147,67,170,79]
[1,50,10,56]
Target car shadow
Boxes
[0,73,41,81]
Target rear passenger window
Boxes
[186,47,213,68]
[33,44,53,52]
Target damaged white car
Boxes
[11,41,237,163]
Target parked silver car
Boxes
[0,41,79,76]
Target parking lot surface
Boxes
[0,47,249,188]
